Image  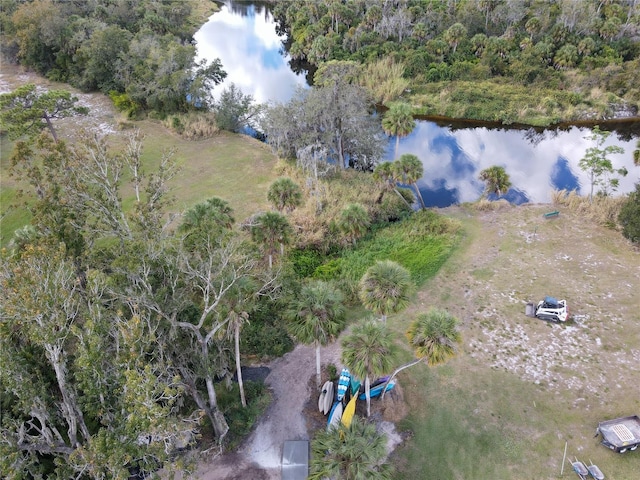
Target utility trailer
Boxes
[596,415,640,453]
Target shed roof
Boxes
[282,440,309,480]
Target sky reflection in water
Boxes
[399,123,637,206]
[195,2,639,207]
[194,3,307,104]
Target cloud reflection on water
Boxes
[397,123,636,206]
[195,3,638,207]
[194,3,307,104]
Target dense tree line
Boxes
[0,0,225,115]
[272,0,640,120]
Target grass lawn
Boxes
[389,205,640,480]
[1,115,279,247]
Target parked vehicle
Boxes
[596,415,640,453]
[533,296,568,322]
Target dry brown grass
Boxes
[471,198,513,212]
[276,161,409,250]
[162,112,220,140]
[551,189,625,227]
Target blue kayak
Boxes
[358,381,395,400]
[336,368,351,401]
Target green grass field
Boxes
[387,205,640,480]
[0,120,278,247]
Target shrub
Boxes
[241,300,294,359]
[618,183,640,244]
[288,247,326,278]
[109,90,141,118]
[219,381,270,449]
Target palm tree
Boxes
[338,203,370,245]
[179,197,235,248]
[395,153,426,209]
[553,44,579,70]
[381,102,415,159]
[372,161,412,208]
[267,177,303,213]
[525,17,541,40]
[382,308,461,399]
[359,260,414,323]
[342,319,395,417]
[222,276,256,408]
[478,165,512,198]
[444,22,467,53]
[250,211,292,269]
[309,417,393,480]
[286,280,345,387]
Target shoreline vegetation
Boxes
[269,1,640,127]
[2,1,639,127]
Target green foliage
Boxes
[272,1,639,125]
[309,417,393,480]
[359,259,414,321]
[5,0,221,116]
[109,91,141,118]
[578,125,626,201]
[341,320,396,417]
[285,279,345,347]
[394,153,426,208]
[240,300,293,359]
[326,363,338,381]
[320,210,460,290]
[406,308,462,366]
[0,84,88,141]
[381,102,416,159]
[251,211,293,268]
[267,177,303,212]
[288,247,326,278]
[338,203,370,245]
[479,165,512,198]
[179,197,235,250]
[213,83,262,133]
[618,183,640,244]
[218,381,271,449]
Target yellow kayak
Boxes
[341,395,357,428]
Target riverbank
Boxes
[410,78,639,127]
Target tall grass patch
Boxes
[551,189,626,228]
[280,162,412,250]
[316,210,461,295]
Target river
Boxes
[194,1,639,207]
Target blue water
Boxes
[196,1,639,207]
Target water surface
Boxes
[195,1,639,207]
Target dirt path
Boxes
[192,341,342,479]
